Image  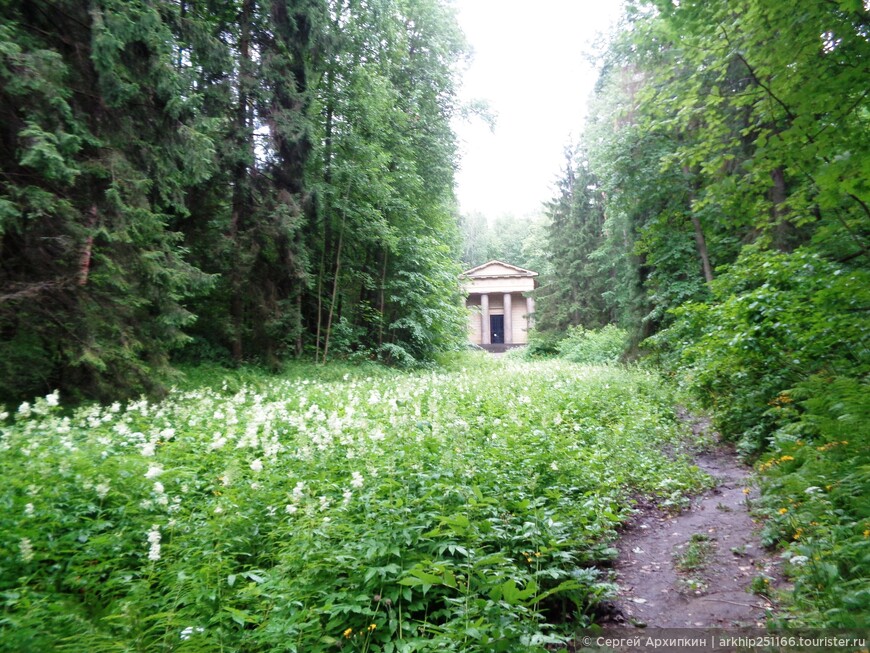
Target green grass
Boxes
[674,533,716,572]
[0,357,710,652]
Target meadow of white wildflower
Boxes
[0,358,710,652]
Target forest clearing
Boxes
[2,0,868,649]
[1,357,713,651]
[3,355,867,651]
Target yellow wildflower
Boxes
[343,628,353,638]
[368,624,377,631]
[778,508,788,515]
[743,488,751,495]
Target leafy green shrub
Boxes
[756,375,870,628]
[523,330,564,358]
[556,325,627,364]
[650,246,869,455]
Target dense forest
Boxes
[1,0,468,402]
[2,0,867,448]
[536,0,869,450]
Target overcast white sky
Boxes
[452,0,623,221]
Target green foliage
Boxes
[544,0,870,626]
[754,374,869,628]
[522,331,566,359]
[458,212,546,272]
[651,247,869,454]
[0,0,216,402]
[535,148,613,333]
[1,0,469,400]
[674,533,715,572]
[0,360,710,651]
[557,325,628,365]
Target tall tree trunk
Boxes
[691,213,714,285]
[321,214,344,364]
[229,0,253,361]
[770,166,795,252]
[682,167,714,284]
[378,246,388,347]
[77,204,98,286]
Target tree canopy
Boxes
[0,0,468,401]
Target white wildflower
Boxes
[214,505,223,514]
[266,505,277,517]
[141,442,156,457]
[342,490,353,506]
[45,391,60,407]
[24,503,34,516]
[250,482,260,490]
[109,402,121,413]
[17,402,31,418]
[351,471,364,488]
[804,486,822,495]
[153,481,165,495]
[550,461,559,471]
[19,538,34,562]
[250,459,263,472]
[790,555,809,566]
[160,428,176,440]
[96,483,111,499]
[145,464,163,479]
[146,525,161,561]
[285,504,298,514]
[319,495,331,512]
[291,481,305,501]
[179,625,204,640]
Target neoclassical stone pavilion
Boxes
[460,261,538,349]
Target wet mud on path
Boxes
[601,415,784,630]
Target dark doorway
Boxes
[490,315,504,344]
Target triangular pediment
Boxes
[460,260,538,278]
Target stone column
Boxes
[525,295,535,329]
[480,293,490,345]
[503,293,512,344]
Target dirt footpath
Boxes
[601,423,784,630]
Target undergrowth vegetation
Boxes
[513,326,628,366]
[0,357,709,652]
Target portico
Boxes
[460,261,538,349]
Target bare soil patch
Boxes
[599,414,785,631]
